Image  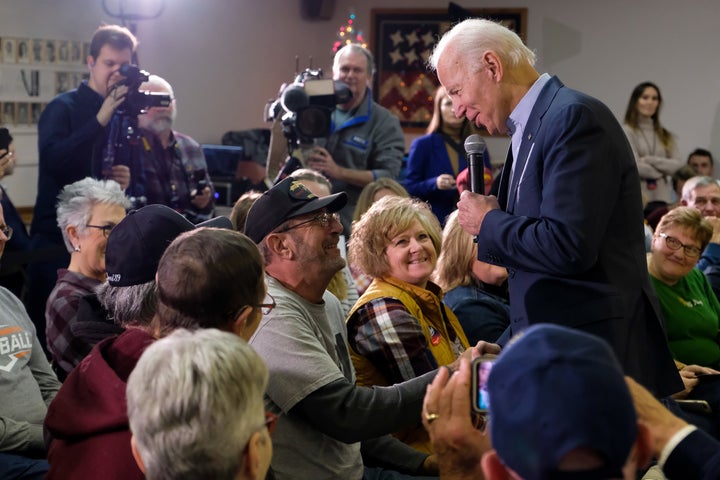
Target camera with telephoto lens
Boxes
[113,64,172,117]
[265,68,352,146]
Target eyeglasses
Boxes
[275,212,339,233]
[86,223,116,238]
[658,233,702,258]
[254,293,276,315]
[0,224,12,240]
[264,412,279,435]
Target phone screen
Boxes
[0,128,11,151]
[471,356,496,414]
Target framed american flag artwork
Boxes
[371,8,527,131]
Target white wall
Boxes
[2,0,719,206]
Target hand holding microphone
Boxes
[458,134,498,238]
[464,134,486,194]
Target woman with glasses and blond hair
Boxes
[45,177,129,378]
[649,206,720,370]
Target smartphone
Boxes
[471,355,497,414]
[0,128,11,151]
[675,399,712,415]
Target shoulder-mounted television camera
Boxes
[265,68,352,145]
[114,64,172,117]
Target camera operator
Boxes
[268,44,405,235]
[136,75,214,223]
[27,24,136,352]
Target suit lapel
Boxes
[497,148,513,211]
[506,76,565,212]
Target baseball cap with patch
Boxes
[105,204,232,287]
[244,176,347,243]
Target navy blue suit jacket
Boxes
[664,429,720,479]
[477,76,681,397]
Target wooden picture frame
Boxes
[371,8,527,131]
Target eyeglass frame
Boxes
[274,211,340,234]
[657,232,703,258]
[253,293,276,315]
[0,223,12,240]
[86,223,116,238]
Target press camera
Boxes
[265,68,352,145]
[114,64,172,117]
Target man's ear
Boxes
[130,435,146,474]
[264,233,293,260]
[482,50,503,83]
[232,306,253,340]
[481,450,516,480]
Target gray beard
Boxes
[147,117,173,134]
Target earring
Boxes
[73,244,81,252]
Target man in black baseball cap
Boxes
[245,176,454,478]
[244,176,347,244]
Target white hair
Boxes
[428,18,536,74]
[95,280,156,328]
[127,328,269,480]
[56,177,130,252]
[140,74,178,125]
[681,175,720,202]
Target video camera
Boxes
[265,68,352,145]
[114,64,172,117]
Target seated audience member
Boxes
[680,175,720,271]
[137,74,215,223]
[45,177,129,379]
[230,190,263,231]
[422,324,652,479]
[0,200,62,480]
[288,168,359,316]
[245,177,470,479]
[44,209,242,480]
[648,207,720,369]
[352,177,409,224]
[127,328,272,480]
[687,148,715,178]
[433,210,509,344]
[403,85,476,225]
[76,204,233,350]
[351,177,409,295]
[347,195,469,452]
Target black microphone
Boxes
[464,134,486,194]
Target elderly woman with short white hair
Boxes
[45,177,129,379]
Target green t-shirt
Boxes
[651,268,720,368]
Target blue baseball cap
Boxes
[487,324,638,480]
